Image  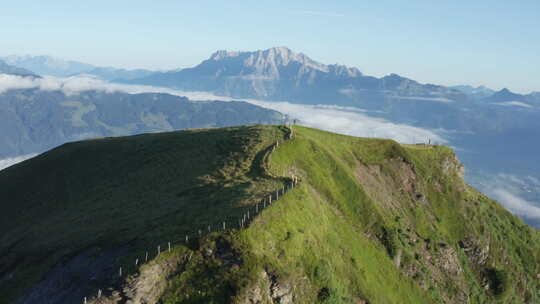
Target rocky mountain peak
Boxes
[480,87,526,103]
[493,88,523,99]
[209,50,241,61]
[208,47,330,73]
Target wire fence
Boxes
[84,126,297,304]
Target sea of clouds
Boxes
[0,74,446,145]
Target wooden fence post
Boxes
[119,267,122,277]
[145,251,148,263]
[223,222,226,231]
[168,242,171,252]
[157,245,161,256]
[135,258,139,266]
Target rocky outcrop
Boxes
[441,154,465,180]
[459,237,489,267]
[87,251,187,304]
[238,270,294,304]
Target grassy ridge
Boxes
[1,125,539,303]
[158,126,539,303]
[0,125,290,303]
[238,127,438,303]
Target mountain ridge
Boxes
[1,55,155,81]
[0,59,38,77]
[1,125,539,304]
[129,46,467,108]
[0,88,284,158]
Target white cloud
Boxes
[528,176,540,185]
[492,188,540,219]
[391,96,454,103]
[146,88,446,144]
[467,171,540,225]
[0,74,446,144]
[494,101,533,108]
[0,74,192,96]
[0,154,37,171]
[0,74,39,92]
[243,101,447,144]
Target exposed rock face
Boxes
[459,237,489,267]
[131,47,467,108]
[439,247,463,276]
[268,276,293,304]
[355,157,425,212]
[441,154,465,180]
[239,270,294,304]
[87,251,187,304]
[355,152,475,303]
[208,47,357,79]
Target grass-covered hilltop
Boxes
[1,125,539,304]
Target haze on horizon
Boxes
[2,0,539,93]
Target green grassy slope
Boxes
[155,126,540,303]
[244,126,540,303]
[0,125,290,303]
[1,125,539,304]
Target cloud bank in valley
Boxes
[167,90,447,144]
[469,171,540,226]
[0,74,446,170]
[492,188,540,220]
[244,101,447,144]
[0,74,447,145]
[0,74,185,96]
[495,101,533,108]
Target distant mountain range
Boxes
[5,50,539,107]
[450,85,495,100]
[0,59,38,77]
[0,87,283,158]
[128,47,470,106]
[0,55,155,80]
[126,47,539,105]
[122,47,539,133]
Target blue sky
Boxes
[2,0,539,93]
